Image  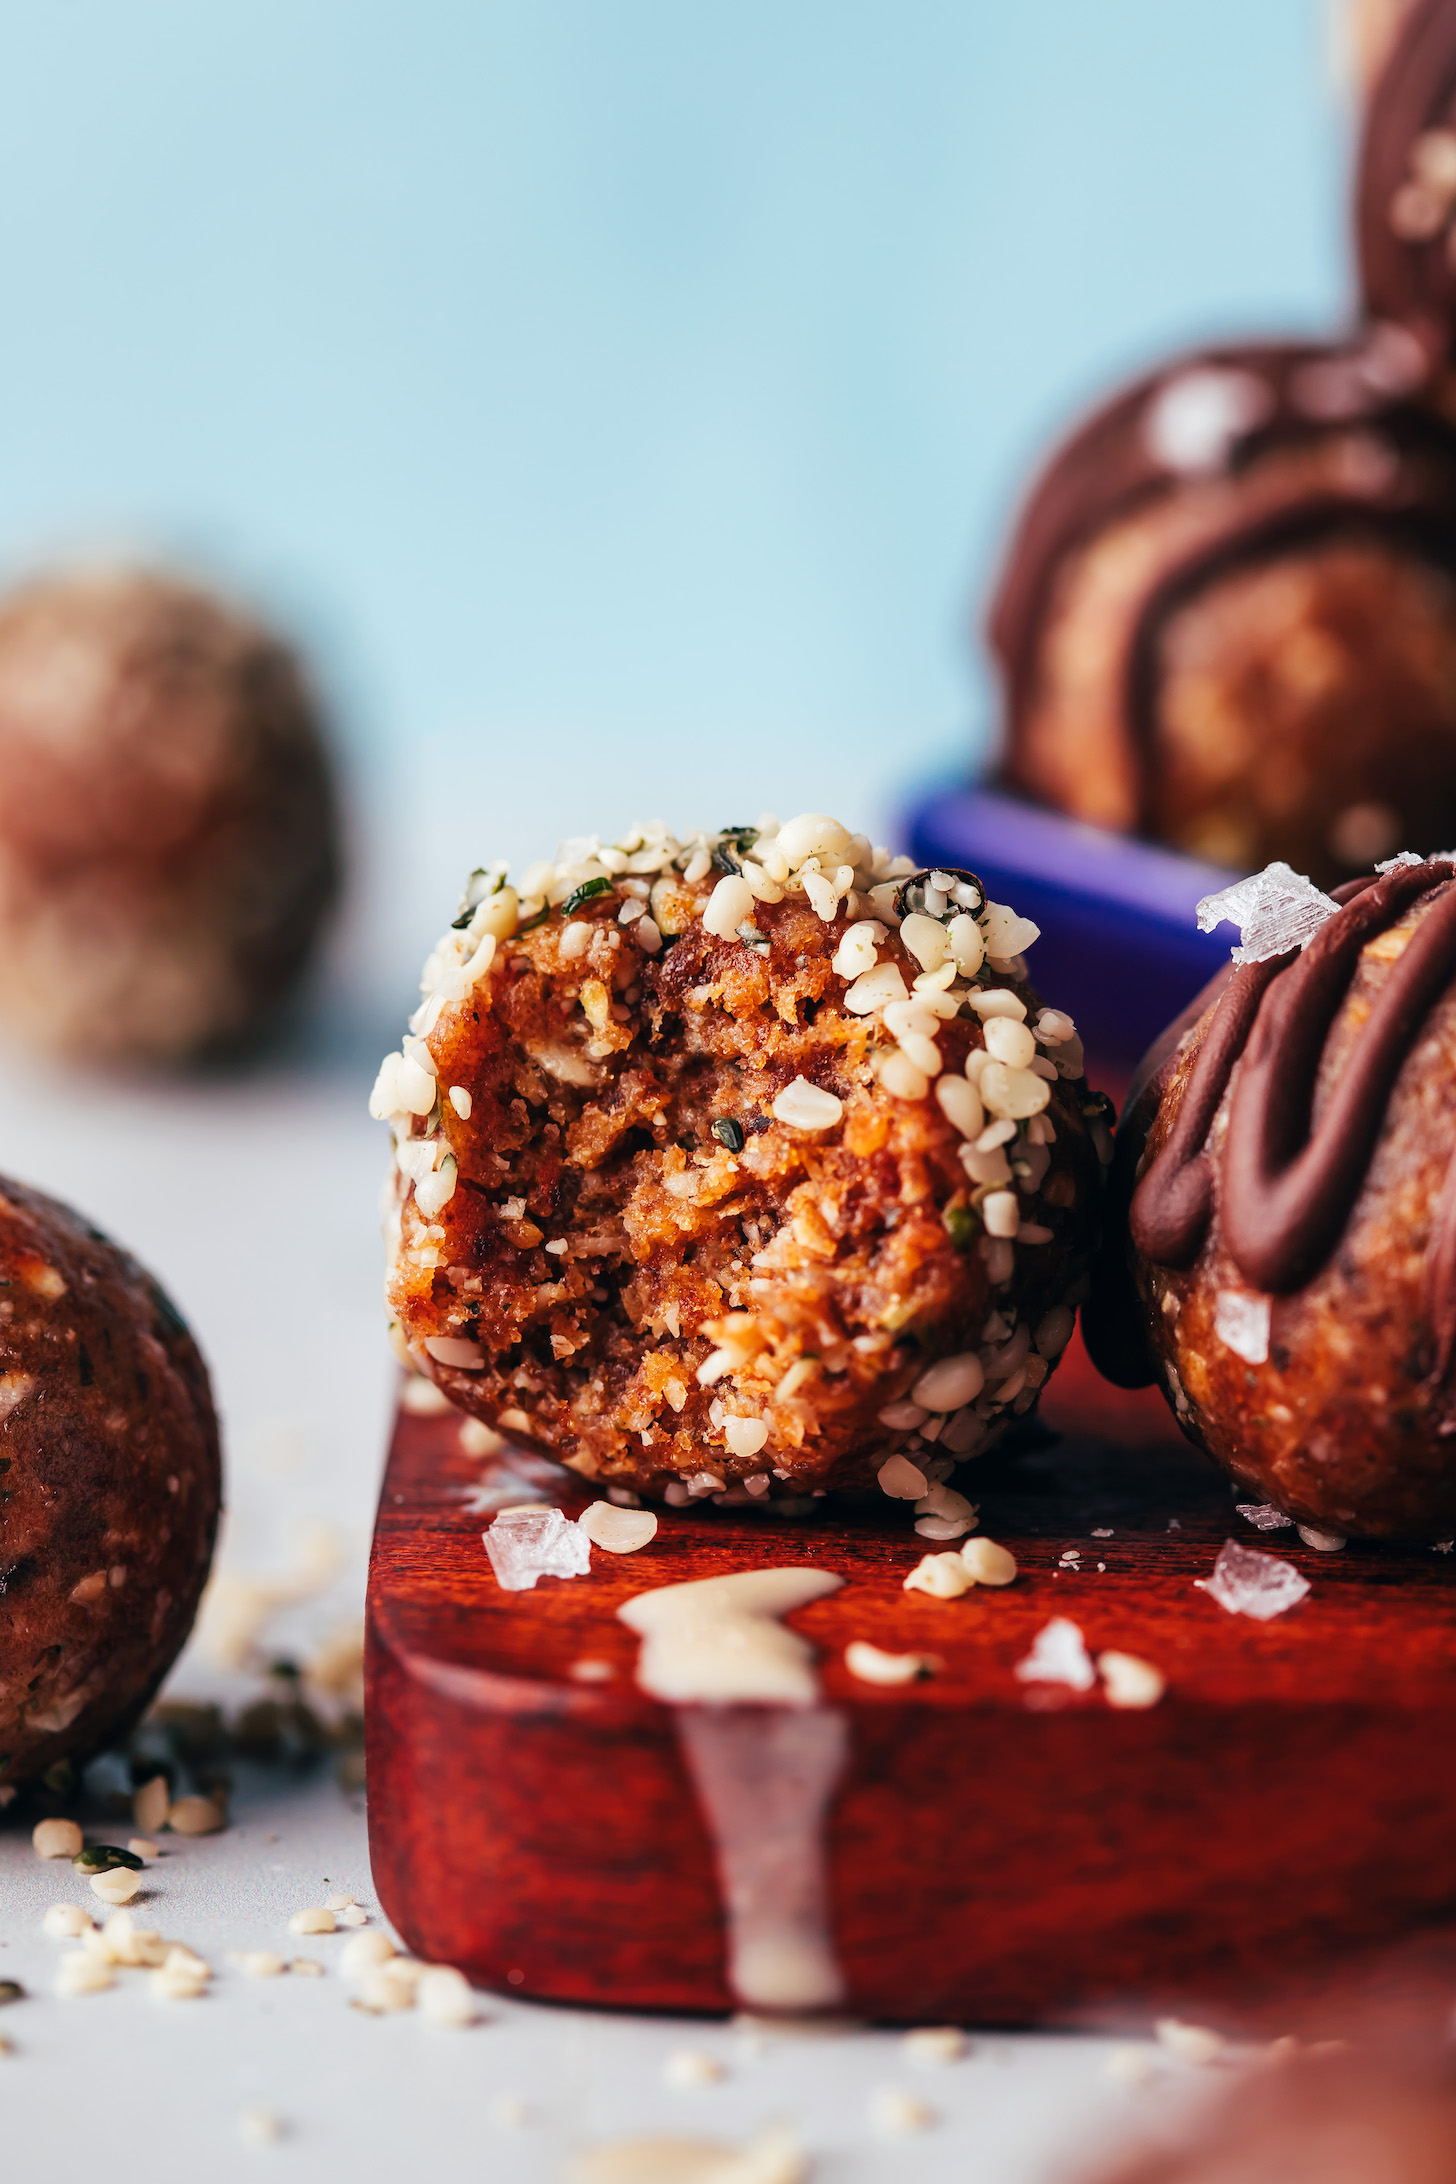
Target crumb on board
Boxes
[902,2026,968,2066]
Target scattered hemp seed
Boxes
[167,1795,225,1836]
[711,1118,746,1154]
[355,1963,416,2014]
[32,1817,83,1860]
[339,1931,396,1976]
[869,2087,936,2135]
[1104,2045,1157,2088]
[0,1980,24,2006]
[0,2034,14,2056]
[288,1907,336,1936]
[903,1552,973,1600]
[237,1952,288,1978]
[239,2108,286,2145]
[289,1959,325,1978]
[902,2027,968,2066]
[90,1867,141,1906]
[1155,2018,1227,2067]
[128,1839,160,1861]
[55,1953,114,1997]
[1097,1651,1167,1710]
[43,1904,93,1939]
[662,2048,726,2088]
[960,1537,1017,1586]
[337,1904,369,1929]
[323,1892,356,1912]
[578,1502,658,1554]
[416,1966,477,2028]
[844,1640,935,1686]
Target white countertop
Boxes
[0,1041,1183,2183]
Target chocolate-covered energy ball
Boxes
[372,815,1108,1508]
[1357,0,1456,368]
[987,335,1456,889]
[0,568,340,1063]
[1086,856,1456,1542]
[0,1177,220,1794]
[1080,2048,1456,2184]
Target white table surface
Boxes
[0,1036,1192,2183]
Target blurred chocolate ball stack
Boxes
[983,0,1456,891]
[0,567,340,1066]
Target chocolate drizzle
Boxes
[1132,861,1456,1296]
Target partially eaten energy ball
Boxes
[0,567,340,1063]
[0,1177,221,1792]
[374,815,1107,1505]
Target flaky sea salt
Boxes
[1214,1289,1270,1366]
[1144,365,1273,474]
[483,1506,592,1591]
[1237,1503,1293,1531]
[1014,1617,1096,1692]
[1195,1540,1310,1621]
[1196,862,1338,965]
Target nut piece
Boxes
[32,1817,83,1860]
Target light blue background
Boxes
[0,1,1349,1002]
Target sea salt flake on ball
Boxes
[1195,863,1339,965]
[1195,1540,1311,1621]
[1014,1616,1096,1691]
[483,1506,592,1591]
[1213,1289,1270,1365]
[1144,366,1273,475]
[1237,1503,1294,1531]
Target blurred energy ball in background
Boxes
[0,566,340,1066]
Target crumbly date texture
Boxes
[374,817,1106,1503]
[0,1178,220,1790]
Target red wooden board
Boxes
[365,1332,1456,2028]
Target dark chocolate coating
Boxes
[987,337,1456,889]
[0,568,340,1064]
[0,1177,220,1790]
[1090,869,1456,1538]
[1356,0,1456,366]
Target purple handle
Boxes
[902,784,1237,1076]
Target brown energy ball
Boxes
[987,336,1456,890]
[373,815,1108,1508]
[1357,0,1456,371]
[1079,2048,1456,2184]
[0,567,340,1063]
[0,1176,220,1795]
[1086,857,1456,1542]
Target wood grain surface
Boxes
[366,1330,1456,2027]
